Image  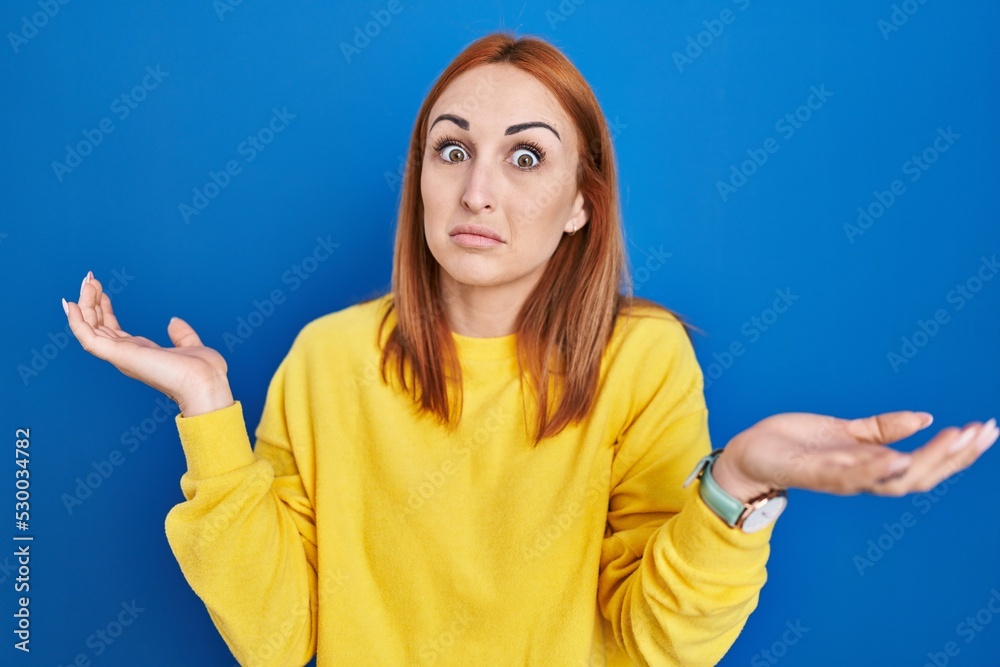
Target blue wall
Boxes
[2,2,997,665]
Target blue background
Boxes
[1,1,998,665]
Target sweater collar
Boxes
[450,330,517,362]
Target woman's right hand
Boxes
[64,271,234,417]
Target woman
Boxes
[62,32,996,667]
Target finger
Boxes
[66,300,118,360]
[95,325,126,340]
[167,317,203,348]
[905,420,998,492]
[78,272,99,327]
[806,446,904,495]
[843,410,934,446]
[872,424,982,496]
[99,292,122,331]
[87,275,106,328]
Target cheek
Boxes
[421,169,459,221]
[509,170,577,228]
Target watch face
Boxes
[741,495,788,533]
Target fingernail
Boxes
[80,274,88,293]
[62,297,69,315]
[917,412,934,429]
[975,423,998,453]
[947,426,978,453]
[86,270,92,283]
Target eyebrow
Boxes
[429,114,561,142]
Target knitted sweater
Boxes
[164,294,773,666]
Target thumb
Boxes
[846,410,934,445]
[167,316,203,348]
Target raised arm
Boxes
[64,272,318,665]
[597,311,997,666]
[597,318,772,666]
[163,360,318,666]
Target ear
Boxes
[564,190,590,234]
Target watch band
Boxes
[683,449,745,525]
[682,448,787,532]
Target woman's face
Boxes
[421,63,589,295]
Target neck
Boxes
[439,270,541,338]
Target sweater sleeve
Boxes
[163,349,318,667]
[598,319,774,667]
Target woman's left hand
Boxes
[710,411,998,501]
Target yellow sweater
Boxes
[165,294,774,666]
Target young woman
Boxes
[63,32,996,667]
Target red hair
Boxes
[377,31,699,445]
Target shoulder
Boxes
[287,292,393,359]
[604,298,705,408]
[609,299,699,369]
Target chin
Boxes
[442,270,507,289]
[437,260,508,289]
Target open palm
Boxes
[64,272,232,415]
[717,410,997,499]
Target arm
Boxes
[164,351,318,667]
[598,319,773,666]
[62,271,320,664]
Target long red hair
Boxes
[377,31,699,445]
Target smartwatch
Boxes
[682,448,787,533]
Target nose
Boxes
[461,156,495,214]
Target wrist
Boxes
[177,377,234,418]
[710,446,776,504]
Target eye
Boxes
[436,142,468,163]
[511,142,545,170]
[512,148,539,169]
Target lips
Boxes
[449,224,503,243]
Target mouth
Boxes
[449,224,504,248]
[450,233,503,248]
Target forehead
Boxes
[428,63,570,136]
